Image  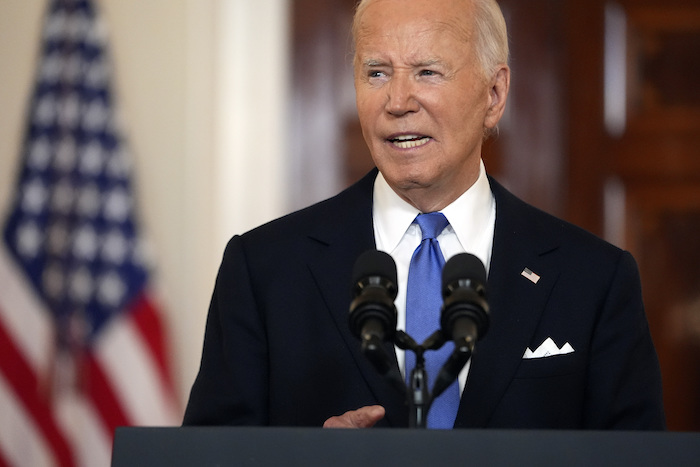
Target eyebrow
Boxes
[361,57,444,68]
[414,58,442,67]
[361,59,387,68]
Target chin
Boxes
[374,150,436,180]
[385,172,433,193]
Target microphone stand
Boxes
[408,359,429,428]
[395,330,449,428]
[358,327,472,429]
[407,351,429,428]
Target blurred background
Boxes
[0,0,698,464]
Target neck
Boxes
[396,171,481,213]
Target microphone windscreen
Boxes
[442,253,486,286]
[351,250,398,286]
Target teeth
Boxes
[391,135,430,149]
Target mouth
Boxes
[387,134,432,149]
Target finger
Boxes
[323,405,386,428]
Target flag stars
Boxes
[43,261,66,300]
[85,13,107,48]
[106,150,131,179]
[21,178,49,214]
[52,179,75,214]
[76,183,101,218]
[28,137,52,171]
[47,221,70,256]
[102,230,129,264]
[16,221,43,259]
[35,94,56,126]
[103,187,131,222]
[64,52,83,84]
[69,266,93,304]
[79,140,105,175]
[58,93,81,128]
[45,9,66,41]
[40,52,62,83]
[6,0,151,343]
[85,57,108,87]
[132,238,154,269]
[55,136,78,173]
[97,271,126,307]
[83,97,109,132]
[72,224,99,261]
[66,11,90,42]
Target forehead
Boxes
[354,0,474,59]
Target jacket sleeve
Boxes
[583,250,666,429]
[182,235,270,425]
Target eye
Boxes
[419,69,437,77]
[368,70,386,78]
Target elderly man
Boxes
[183,0,665,430]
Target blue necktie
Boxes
[405,212,459,429]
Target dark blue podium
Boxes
[112,427,700,466]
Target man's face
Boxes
[354,0,506,212]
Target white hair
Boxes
[352,0,509,78]
[471,0,509,76]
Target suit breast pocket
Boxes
[514,352,584,379]
[490,352,588,428]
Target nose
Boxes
[385,72,419,116]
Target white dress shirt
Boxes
[372,160,496,393]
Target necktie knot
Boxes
[415,212,449,241]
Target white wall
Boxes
[0,0,290,410]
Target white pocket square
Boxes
[523,337,574,359]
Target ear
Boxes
[484,65,510,130]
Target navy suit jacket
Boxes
[183,170,665,429]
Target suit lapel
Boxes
[303,170,409,427]
[455,178,562,427]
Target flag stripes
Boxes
[0,317,75,467]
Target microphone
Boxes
[431,253,489,399]
[440,253,489,351]
[348,250,399,377]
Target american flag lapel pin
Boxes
[521,267,541,284]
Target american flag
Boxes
[0,1,179,465]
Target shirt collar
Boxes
[373,160,495,253]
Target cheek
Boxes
[356,99,378,129]
[355,85,380,110]
[446,97,489,135]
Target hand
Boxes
[323,405,385,428]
